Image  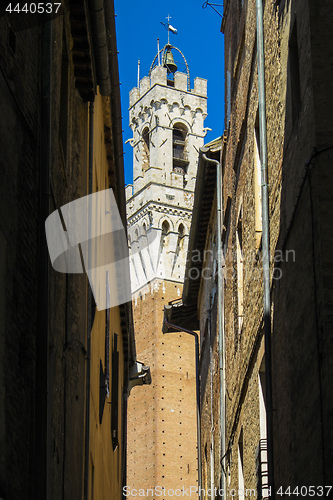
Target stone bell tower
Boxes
[126,38,207,498]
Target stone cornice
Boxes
[127,202,193,227]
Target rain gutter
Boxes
[201,150,226,497]
[84,99,94,500]
[183,150,208,304]
[89,0,111,95]
[89,3,137,496]
[103,0,136,374]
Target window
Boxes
[159,220,170,274]
[226,47,232,126]
[162,220,170,237]
[142,127,150,171]
[257,356,268,499]
[236,207,244,334]
[259,357,267,440]
[234,122,246,188]
[172,223,185,275]
[172,124,188,176]
[254,112,262,245]
[222,197,232,250]
[176,223,184,252]
[99,359,106,424]
[105,272,110,395]
[111,333,119,451]
[210,445,214,493]
[98,268,112,421]
[238,429,244,500]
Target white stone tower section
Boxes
[126,46,207,294]
[126,42,207,498]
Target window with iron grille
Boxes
[111,333,119,451]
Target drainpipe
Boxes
[255,0,275,496]
[84,99,94,500]
[35,14,52,500]
[201,151,225,497]
[163,312,202,500]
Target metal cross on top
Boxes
[160,14,178,44]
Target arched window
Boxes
[162,220,170,236]
[178,223,184,237]
[142,127,150,171]
[176,223,185,254]
[161,220,170,254]
[172,124,188,176]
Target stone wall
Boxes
[127,279,198,498]
[221,0,333,495]
[0,15,41,499]
[0,6,132,499]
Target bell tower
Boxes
[126,35,207,498]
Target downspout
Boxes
[84,99,94,500]
[35,14,52,500]
[163,312,202,500]
[202,151,225,496]
[255,0,275,496]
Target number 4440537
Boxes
[6,3,61,14]
[277,486,332,496]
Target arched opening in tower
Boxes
[142,127,150,171]
[172,124,189,185]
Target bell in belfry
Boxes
[163,48,177,73]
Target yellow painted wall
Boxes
[88,91,126,500]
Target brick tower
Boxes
[126,38,207,498]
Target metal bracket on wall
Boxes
[202,1,223,18]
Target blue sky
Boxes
[113,0,225,185]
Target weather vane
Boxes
[160,14,178,45]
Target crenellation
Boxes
[139,75,150,95]
[129,87,140,107]
[174,71,188,91]
[151,65,167,87]
[193,77,207,97]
